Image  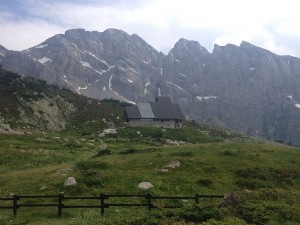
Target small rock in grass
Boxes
[138,182,153,190]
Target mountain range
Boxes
[1,28,300,146]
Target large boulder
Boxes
[64,177,77,186]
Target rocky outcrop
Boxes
[18,95,75,131]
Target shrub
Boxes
[235,167,267,180]
[235,178,272,189]
[221,149,237,156]
[179,205,223,223]
[234,202,272,225]
[94,149,112,157]
[63,183,87,195]
[79,176,104,187]
[76,160,108,170]
[119,149,137,154]
[197,178,213,186]
[270,168,300,186]
[171,151,194,157]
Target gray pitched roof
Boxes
[125,97,184,120]
[125,105,140,118]
[136,103,155,118]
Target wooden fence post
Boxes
[146,193,152,210]
[58,192,64,217]
[100,193,105,216]
[195,194,199,204]
[13,194,18,217]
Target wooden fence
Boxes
[0,193,224,217]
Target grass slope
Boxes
[0,129,299,225]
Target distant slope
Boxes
[0,68,127,134]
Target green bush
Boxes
[79,176,104,187]
[94,149,112,157]
[235,167,267,180]
[235,178,272,189]
[197,178,213,186]
[116,127,215,144]
[171,151,194,157]
[221,149,237,156]
[76,160,108,170]
[119,149,137,154]
[270,168,300,186]
[179,205,223,223]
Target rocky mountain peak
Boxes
[173,38,209,55]
[64,28,87,37]
[2,28,300,146]
[0,45,7,60]
[102,28,131,41]
[240,41,256,48]
[212,43,240,54]
[0,44,7,52]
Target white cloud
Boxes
[1,0,300,57]
[0,12,65,50]
[262,39,296,56]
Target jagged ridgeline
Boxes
[0,68,126,134]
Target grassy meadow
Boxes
[0,127,300,225]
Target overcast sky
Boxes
[1,0,300,57]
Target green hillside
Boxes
[0,68,126,134]
[0,130,299,225]
[0,69,300,224]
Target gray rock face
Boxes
[2,29,300,145]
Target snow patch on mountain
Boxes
[142,60,150,64]
[144,81,150,94]
[76,86,88,94]
[38,57,52,64]
[250,67,255,71]
[128,79,133,83]
[103,86,106,91]
[287,95,300,109]
[80,61,113,75]
[197,96,217,101]
[35,44,48,49]
[87,52,113,68]
[109,74,135,104]
[80,61,91,67]
[160,69,163,76]
[167,81,191,95]
[92,79,99,84]
[179,73,186,77]
[158,87,161,96]
[0,52,4,57]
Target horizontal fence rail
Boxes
[0,193,224,217]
